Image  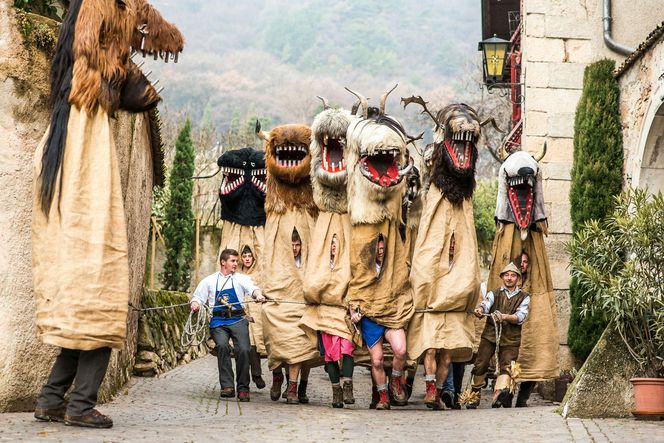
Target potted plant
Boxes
[568,188,664,418]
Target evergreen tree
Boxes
[161,119,195,291]
[568,59,624,360]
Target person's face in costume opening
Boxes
[376,241,385,265]
[449,235,456,264]
[242,252,254,269]
[221,255,239,274]
[501,271,519,290]
[292,240,302,259]
[330,235,338,260]
[520,253,529,274]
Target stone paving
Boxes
[1,356,662,442]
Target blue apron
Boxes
[210,274,243,328]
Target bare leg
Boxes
[423,348,437,376]
[435,350,452,386]
[384,329,407,372]
[367,337,386,386]
[288,363,301,381]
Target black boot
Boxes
[492,388,512,408]
[298,380,309,404]
[516,381,536,407]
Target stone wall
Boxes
[0,2,155,411]
[522,0,664,371]
[134,290,208,377]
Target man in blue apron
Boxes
[190,249,266,401]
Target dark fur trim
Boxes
[217,148,266,226]
[39,0,83,216]
[148,107,165,187]
[430,142,477,205]
[119,60,161,112]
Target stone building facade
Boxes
[521,0,664,369]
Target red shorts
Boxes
[320,332,354,362]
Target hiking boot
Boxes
[441,390,454,409]
[369,384,379,409]
[252,375,266,390]
[492,388,512,408]
[389,376,408,406]
[64,409,113,429]
[297,380,309,404]
[34,406,66,422]
[404,375,415,400]
[270,374,284,401]
[286,381,299,404]
[375,389,390,410]
[332,385,344,408]
[342,380,355,405]
[220,387,235,398]
[432,390,445,411]
[466,387,481,410]
[237,391,250,402]
[452,393,461,410]
[424,380,437,408]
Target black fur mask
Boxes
[430,140,477,205]
[217,148,266,226]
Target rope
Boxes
[490,312,503,377]
[181,304,211,350]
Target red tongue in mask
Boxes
[508,186,534,229]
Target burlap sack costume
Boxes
[33,108,129,350]
[261,210,318,369]
[407,186,479,362]
[489,221,559,380]
[219,222,266,355]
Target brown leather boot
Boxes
[390,375,408,406]
[64,409,113,429]
[424,380,437,408]
[270,373,284,402]
[432,389,445,411]
[34,406,66,422]
[332,385,344,408]
[375,389,390,410]
[342,380,355,405]
[286,381,299,404]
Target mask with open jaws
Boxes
[495,149,547,240]
[310,97,353,213]
[402,98,481,205]
[216,147,266,226]
[256,122,317,216]
[346,86,414,224]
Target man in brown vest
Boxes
[469,262,530,408]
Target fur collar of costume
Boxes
[310,107,353,213]
[217,147,266,226]
[495,151,546,239]
[262,124,317,216]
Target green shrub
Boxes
[161,119,195,291]
[568,59,624,360]
[568,188,664,377]
[473,179,498,266]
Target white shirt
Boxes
[190,271,260,309]
[480,286,530,325]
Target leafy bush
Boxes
[568,188,664,377]
[161,119,195,291]
[568,59,624,359]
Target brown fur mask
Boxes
[258,123,317,216]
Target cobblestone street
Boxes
[1,356,662,442]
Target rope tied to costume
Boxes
[489,311,503,377]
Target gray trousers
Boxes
[36,347,111,416]
[210,318,251,392]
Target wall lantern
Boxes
[478,34,510,86]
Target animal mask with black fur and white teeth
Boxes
[216,147,266,226]
[402,97,481,205]
[495,150,547,240]
[310,102,353,213]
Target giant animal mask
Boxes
[345,86,414,224]
[217,147,266,226]
[39,0,184,215]
[256,121,317,217]
[494,147,547,240]
[402,97,482,205]
[309,97,353,213]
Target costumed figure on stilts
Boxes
[485,144,558,407]
[255,121,319,405]
[300,97,356,408]
[344,85,415,410]
[216,147,268,389]
[402,98,484,410]
[32,0,183,428]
